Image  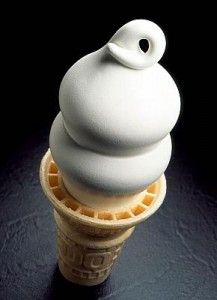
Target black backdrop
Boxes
[2,5,216,181]
[1,4,217,300]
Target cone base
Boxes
[58,259,110,286]
[54,210,134,286]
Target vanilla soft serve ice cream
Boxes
[50,20,180,207]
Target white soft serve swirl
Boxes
[50,19,180,201]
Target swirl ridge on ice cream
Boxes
[50,20,180,203]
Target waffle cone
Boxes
[40,149,166,286]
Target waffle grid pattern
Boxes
[47,159,159,222]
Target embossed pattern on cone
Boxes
[55,211,134,286]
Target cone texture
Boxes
[40,149,166,285]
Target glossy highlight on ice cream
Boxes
[50,19,180,203]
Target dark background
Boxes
[2,5,216,181]
[0,4,216,300]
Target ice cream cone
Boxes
[39,19,180,286]
[40,149,166,286]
